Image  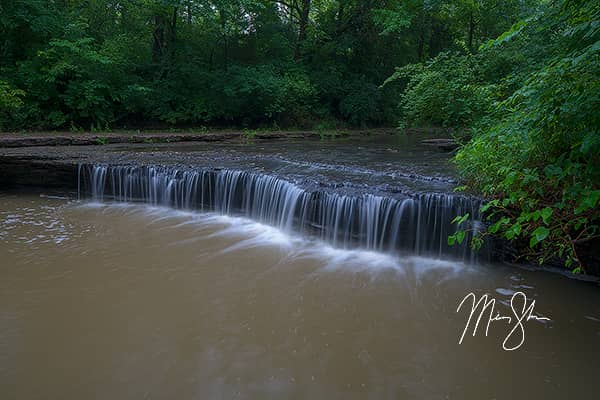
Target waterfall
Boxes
[78,164,485,261]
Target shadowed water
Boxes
[1,195,599,399]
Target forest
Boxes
[1,0,599,271]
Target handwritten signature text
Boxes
[457,291,551,351]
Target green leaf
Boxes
[488,217,510,234]
[455,230,466,245]
[471,236,484,251]
[504,171,518,186]
[447,235,456,246]
[505,223,522,240]
[544,164,563,178]
[479,19,529,50]
[480,200,498,213]
[529,226,550,248]
[575,190,600,214]
[371,7,411,36]
[540,207,553,225]
[451,213,470,226]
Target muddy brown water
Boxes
[1,194,599,399]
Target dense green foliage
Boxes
[431,0,599,272]
[384,51,502,127]
[0,0,532,130]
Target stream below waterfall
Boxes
[1,134,599,399]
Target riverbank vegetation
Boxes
[438,0,598,273]
[1,0,598,271]
[1,0,536,130]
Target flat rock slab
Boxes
[0,129,400,148]
[0,130,459,199]
[0,131,318,148]
[420,138,459,151]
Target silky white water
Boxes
[1,194,599,399]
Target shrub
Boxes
[454,0,600,272]
[0,80,25,130]
[384,52,499,128]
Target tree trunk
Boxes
[152,7,177,67]
[169,6,178,49]
[468,11,475,52]
[336,2,345,29]
[417,13,426,61]
[294,0,311,60]
[152,16,165,63]
[219,8,228,70]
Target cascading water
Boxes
[78,164,485,261]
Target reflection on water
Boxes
[1,194,599,399]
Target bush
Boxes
[0,80,26,130]
[385,52,500,128]
[7,20,151,130]
[455,0,600,272]
[339,79,381,127]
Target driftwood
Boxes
[420,138,459,151]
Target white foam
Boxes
[74,201,470,278]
